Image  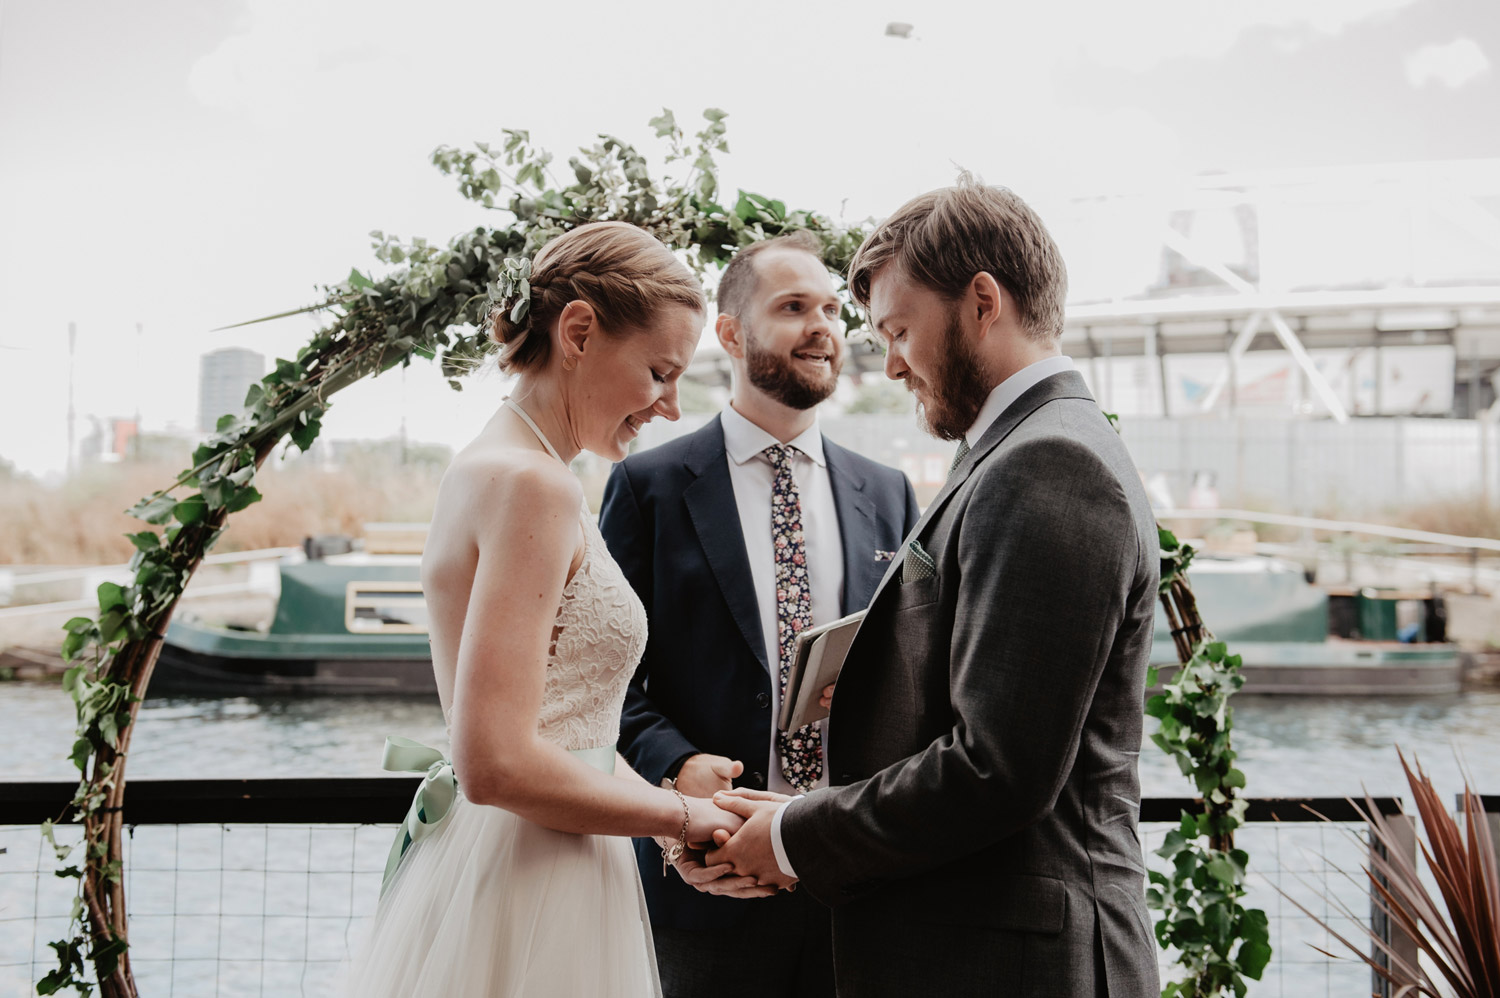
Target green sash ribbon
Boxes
[379,736,618,895]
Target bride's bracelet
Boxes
[661,787,689,875]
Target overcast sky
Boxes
[1,0,1496,478]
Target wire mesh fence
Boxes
[2,821,392,998]
[0,786,1443,997]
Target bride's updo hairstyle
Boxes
[489,221,706,375]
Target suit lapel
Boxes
[824,440,880,616]
[681,417,771,673]
[865,370,1097,609]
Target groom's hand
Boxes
[706,789,798,890]
[675,753,744,798]
[653,839,777,899]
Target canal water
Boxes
[2,682,1498,795]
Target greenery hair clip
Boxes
[488,256,534,326]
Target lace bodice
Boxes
[439,400,647,753]
[440,510,646,751]
[535,511,648,749]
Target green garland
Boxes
[1147,529,1273,996]
[40,109,1265,997]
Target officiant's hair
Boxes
[716,230,827,319]
[847,173,1067,343]
[489,222,705,375]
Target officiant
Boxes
[601,232,918,998]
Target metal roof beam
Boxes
[1198,310,1264,413]
[1266,311,1350,423]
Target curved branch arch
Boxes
[39,109,1263,997]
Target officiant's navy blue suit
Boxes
[600,414,919,931]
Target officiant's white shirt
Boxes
[769,355,1076,878]
[720,401,843,796]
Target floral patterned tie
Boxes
[765,444,824,792]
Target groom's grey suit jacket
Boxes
[781,370,1160,997]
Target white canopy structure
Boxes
[687,159,1500,421]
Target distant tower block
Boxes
[198,348,266,433]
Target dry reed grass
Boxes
[0,455,446,565]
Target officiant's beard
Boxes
[909,310,992,442]
[744,329,841,412]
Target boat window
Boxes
[345,582,428,634]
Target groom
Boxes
[709,178,1162,997]
[601,231,919,997]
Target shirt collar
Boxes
[964,355,1076,447]
[721,402,827,467]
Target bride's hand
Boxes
[685,795,743,849]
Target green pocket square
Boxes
[901,539,937,583]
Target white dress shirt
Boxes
[720,402,844,795]
[769,354,1077,879]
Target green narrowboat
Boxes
[153,545,435,696]
[1150,554,1462,695]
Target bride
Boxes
[347,222,752,997]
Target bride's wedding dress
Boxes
[346,405,660,997]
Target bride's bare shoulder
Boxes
[439,440,582,523]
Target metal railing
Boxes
[2,782,1488,998]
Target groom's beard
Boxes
[744,328,842,411]
[908,309,992,442]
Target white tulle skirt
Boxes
[346,792,661,997]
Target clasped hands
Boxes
[661,751,808,899]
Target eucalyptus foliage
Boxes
[1146,528,1273,996]
[42,109,1263,997]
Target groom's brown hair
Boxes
[847,172,1067,343]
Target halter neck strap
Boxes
[504,397,564,464]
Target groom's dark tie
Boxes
[949,437,971,477]
[765,444,823,792]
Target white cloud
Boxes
[1405,37,1491,89]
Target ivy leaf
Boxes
[290,411,323,452]
[1237,938,1272,979]
[1206,856,1238,886]
[94,937,129,977]
[60,664,85,695]
[61,631,90,662]
[224,485,263,514]
[1155,829,1186,859]
[173,495,209,526]
[96,582,126,612]
[126,531,160,552]
[127,494,178,525]
[36,969,74,996]
[201,476,231,511]
[69,738,92,773]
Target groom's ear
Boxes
[715,312,746,359]
[969,271,1006,341]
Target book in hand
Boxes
[777,610,866,733]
